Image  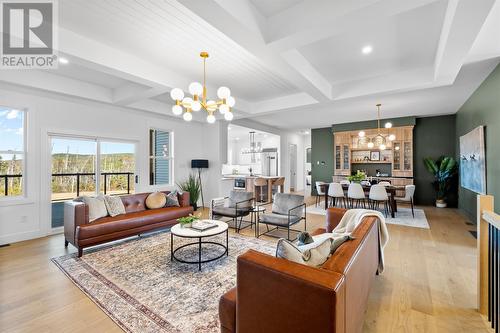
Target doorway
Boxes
[50,136,136,229]
[289,143,297,192]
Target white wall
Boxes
[0,86,219,244]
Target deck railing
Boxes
[478,195,500,333]
[1,172,134,198]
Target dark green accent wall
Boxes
[311,115,458,205]
[456,63,500,221]
[311,127,334,195]
[414,115,457,206]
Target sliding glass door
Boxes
[50,136,135,229]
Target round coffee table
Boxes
[170,220,228,271]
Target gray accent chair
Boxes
[257,193,306,240]
[211,191,254,232]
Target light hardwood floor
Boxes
[0,195,493,333]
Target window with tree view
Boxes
[0,108,25,197]
[149,129,172,185]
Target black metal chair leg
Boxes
[411,199,415,218]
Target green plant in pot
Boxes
[423,156,457,208]
[177,214,200,228]
[177,174,201,210]
[348,170,366,183]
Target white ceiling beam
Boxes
[252,92,318,115]
[0,70,112,103]
[112,84,170,106]
[179,0,332,102]
[433,0,496,83]
[214,0,267,40]
[265,0,440,52]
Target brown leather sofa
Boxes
[64,191,193,257]
[219,207,380,333]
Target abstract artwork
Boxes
[459,126,486,194]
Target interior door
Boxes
[289,144,297,191]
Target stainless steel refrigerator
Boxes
[261,148,278,176]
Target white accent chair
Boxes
[347,183,366,208]
[339,180,350,185]
[328,182,346,208]
[315,181,326,207]
[378,181,391,186]
[395,185,416,218]
[368,185,390,217]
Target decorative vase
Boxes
[436,199,447,208]
[180,222,192,228]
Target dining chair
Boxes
[327,182,346,208]
[360,180,371,186]
[315,181,326,207]
[339,180,350,185]
[378,181,391,186]
[347,183,366,208]
[368,185,389,217]
[395,185,416,218]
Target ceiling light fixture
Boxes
[58,57,69,64]
[358,104,395,150]
[170,52,235,123]
[362,45,373,54]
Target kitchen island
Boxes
[221,175,284,203]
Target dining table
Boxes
[319,183,400,218]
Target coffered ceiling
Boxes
[1,0,499,129]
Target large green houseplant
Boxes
[177,174,201,210]
[423,156,457,208]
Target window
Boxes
[0,108,25,197]
[149,129,173,185]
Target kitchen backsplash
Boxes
[221,163,262,175]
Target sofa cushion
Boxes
[79,206,193,240]
[272,193,304,215]
[81,195,108,222]
[165,191,180,207]
[260,213,301,226]
[146,192,167,209]
[276,238,332,267]
[103,195,126,217]
[121,193,149,213]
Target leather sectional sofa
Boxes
[219,207,380,333]
[64,191,193,257]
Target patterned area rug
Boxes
[306,205,430,229]
[52,231,275,333]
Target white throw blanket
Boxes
[335,209,389,273]
[299,209,389,273]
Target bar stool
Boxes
[315,181,326,207]
[328,182,346,208]
[271,177,285,201]
[254,178,268,203]
[347,183,366,208]
[369,185,390,217]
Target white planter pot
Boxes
[436,200,447,208]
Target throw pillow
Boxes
[276,238,332,267]
[82,195,108,222]
[296,231,314,246]
[145,192,166,209]
[103,195,126,217]
[165,191,180,207]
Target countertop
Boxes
[221,175,281,180]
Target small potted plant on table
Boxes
[348,170,366,183]
[177,214,200,228]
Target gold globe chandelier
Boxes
[358,104,395,150]
[170,52,235,123]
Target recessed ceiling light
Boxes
[58,57,69,64]
[362,45,373,54]
[235,137,240,141]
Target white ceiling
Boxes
[1,0,499,129]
